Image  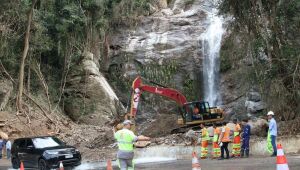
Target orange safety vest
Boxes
[221,126,231,142]
[234,124,241,137]
[213,127,220,142]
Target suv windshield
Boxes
[32,137,65,149]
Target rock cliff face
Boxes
[107,0,230,134]
[64,51,124,126]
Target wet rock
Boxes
[0,78,13,111]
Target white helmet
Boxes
[267,111,274,116]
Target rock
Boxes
[247,91,261,102]
[245,100,266,113]
[157,0,168,9]
[248,118,268,136]
[135,141,151,148]
[161,8,174,16]
[0,78,13,111]
[64,51,125,126]
[149,3,158,15]
[172,0,185,14]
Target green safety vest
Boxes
[202,128,210,141]
[114,129,136,152]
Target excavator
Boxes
[125,76,225,133]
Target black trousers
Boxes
[221,142,229,158]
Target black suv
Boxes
[11,136,81,170]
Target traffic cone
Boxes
[107,159,113,170]
[192,152,201,170]
[20,161,24,170]
[59,161,64,170]
[276,144,289,170]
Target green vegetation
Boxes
[219,0,300,119]
[0,0,150,113]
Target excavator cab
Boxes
[182,101,224,125]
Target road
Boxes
[1,155,300,170]
[136,156,300,170]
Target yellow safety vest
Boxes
[114,129,136,152]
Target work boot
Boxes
[245,149,249,158]
[241,149,244,158]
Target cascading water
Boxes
[202,4,224,106]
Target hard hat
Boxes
[267,111,274,116]
[123,120,134,125]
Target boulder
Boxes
[248,118,268,136]
[0,78,13,111]
[245,100,266,113]
[64,51,125,126]
[247,91,261,102]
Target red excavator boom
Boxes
[129,76,187,117]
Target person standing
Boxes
[232,119,241,157]
[0,137,3,159]
[212,124,221,159]
[114,120,150,170]
[267,111,277,157]
[6,139,11,159]
[218,122,231,160]
[241,118,251,158]
[200,124,209,159]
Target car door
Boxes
[17,139,30,167]
[24,139,40,168]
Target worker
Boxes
[114,120,150,170]
[212,124,221,159]
[0,137,4,159]
[200,123,209,159]
[241,118,251,158]
[192,105,202,120]
[218,122,231,160]
[231,119,241,157]
[267,111,277,157]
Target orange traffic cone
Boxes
[276,144,289,170]
[107,159,113,170]
[192,152,201,170]
[59,161,64,170]
[20,161,25,170]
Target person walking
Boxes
[6,139,11,159]
[241,118,251,158]
[200,123,209,159]
[114,120,150,170]
[267,111,277,157]
[232,119,241,157]
[218,122,231,160]
[0,137,3,159]
[212,124,221,159]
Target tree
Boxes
[16,0,37,113]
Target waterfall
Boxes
[201,6,224,106]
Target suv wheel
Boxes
[12,158,20,169]
[38,159,49,170]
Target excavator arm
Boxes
[129,76,187,118]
